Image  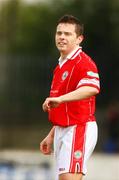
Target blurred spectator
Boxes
[104,100,119,153]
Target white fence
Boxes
[0,151,119,180]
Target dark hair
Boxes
[57,14,84,36]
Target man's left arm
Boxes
[43,86,99,110]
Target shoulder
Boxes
[76,51,98,70]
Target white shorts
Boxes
[54,121,98,178]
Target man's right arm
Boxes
[40,126,55,155]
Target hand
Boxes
[40,135,53,155]
[42,97,62,112]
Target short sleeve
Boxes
[76,58,100,91]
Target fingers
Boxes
[40,139,52,155]
[40,143,52,155]
[42,98,51,112]
[42,97,61,112]
[42,101,49,112]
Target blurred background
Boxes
[0,0,119,179]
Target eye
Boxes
[64,32,71,36]
[56,31,62,35]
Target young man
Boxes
[40,14,100,180]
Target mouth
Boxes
[58,42,66,46]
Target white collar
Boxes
[58,46,82,67]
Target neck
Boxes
[60,54,67,60]
[60,46,80,60]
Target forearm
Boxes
[40,126,55,155]
[47,126,55,139]
[42,86,99,110]
[60,86,99,103]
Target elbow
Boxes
[92,88,100,95]
[87,86,100,96]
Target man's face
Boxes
[55,23,83,56]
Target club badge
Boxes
[62,71,69,80]
[74,150,82,159]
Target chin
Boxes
[58,47,66,52]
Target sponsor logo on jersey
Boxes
[62,71,69,80]
[74,150,82,159]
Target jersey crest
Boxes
[62,71,69,81]
[74,150,82,159]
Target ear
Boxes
[77,35,84,45]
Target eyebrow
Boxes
[56,30,72,34]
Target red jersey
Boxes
[48,48,100,126]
